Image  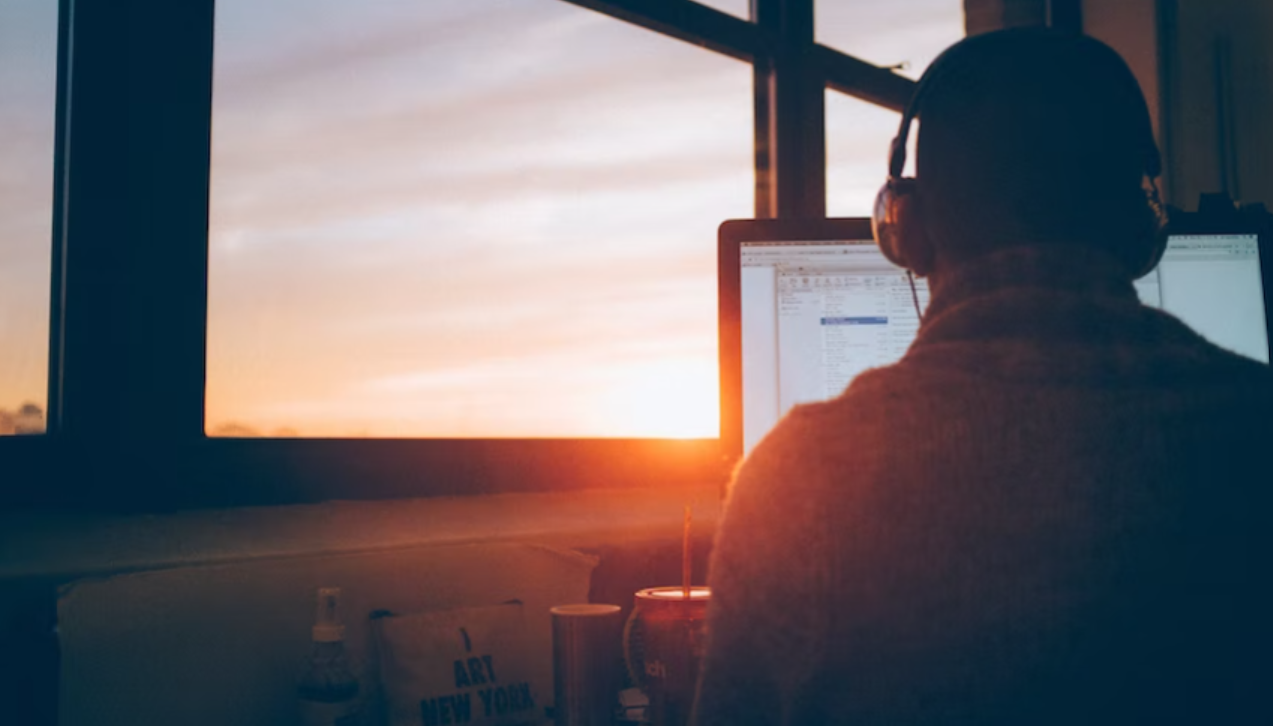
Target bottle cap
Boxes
[313,587,346,642]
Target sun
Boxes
[603,355,719,438]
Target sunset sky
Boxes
[0,0,56,423]
[0,0,962,438]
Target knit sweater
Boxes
[693,245,1273,726]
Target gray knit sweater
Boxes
[694,245,1273,725]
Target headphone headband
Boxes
[873,28,1172,282]
[886,28,1162,183]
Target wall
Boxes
[1,486,721,726]
[1085,0,1273,210]
[1164,0,1273,210]
[1082,0,1161,148]
[57,543,594,726]
[965,0,1273,211]
[964,0,1048,35]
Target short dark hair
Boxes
[914,29,1158,264]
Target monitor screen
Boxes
[737,239,928,455]
[1134,233,1270,363]
[721,223,1270,462]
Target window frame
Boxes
[3,0,917,512]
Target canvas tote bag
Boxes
[372,601,542,726]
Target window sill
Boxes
[0,485,723,583]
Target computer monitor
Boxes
[1134,233,1270,363]
[719,221,1271,464]
[719,218,928,459]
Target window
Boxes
[207,0,753,439]
[0,0,56,436]
[18,0,970,509]
[822,1,964,216]
[825,94,901,216]
[817,0,964,80]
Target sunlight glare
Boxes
[601,356,719,439]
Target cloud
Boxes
[817,0,964,77]
[208,421,263,437]
[202,8,754,426]
[213,2,583,101]
[196,0,962,437]
[0,402,46,435]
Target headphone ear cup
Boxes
[872,178,934,275]
[873,178,912,269]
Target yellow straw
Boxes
[682,504,692,598]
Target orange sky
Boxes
[0,0,56,421]
[0,0,963,438]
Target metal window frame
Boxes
[4,0,915,512]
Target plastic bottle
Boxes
[298,587,362,726]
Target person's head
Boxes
[872,28,1166,279]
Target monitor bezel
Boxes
[717,217,875,466]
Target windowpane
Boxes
[816,0,964,79]
[822,2,964,218]
[693,0,749,21]
[0,0,56,436]
[825,92,900,217]
[208,0,753,438]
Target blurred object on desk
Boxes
[372,601,542,726]
[623,587,710,726]
[615,687,650,724]
[551,604,623,726]
[297,587,364,725]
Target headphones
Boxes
[871,30,1170,280]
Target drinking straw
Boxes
[682,504,692,598]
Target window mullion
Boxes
[53,0,214,452]
[817,45,917,112]
[754,0,823,219]
[559,0,766,60]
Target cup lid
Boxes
[550,603,622,616]
[636,586,711,602]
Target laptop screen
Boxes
[735,237,928,456]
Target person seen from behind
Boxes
[693,27,1273,726]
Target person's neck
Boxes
[922,242,1138,322]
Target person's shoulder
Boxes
[1215,347,1273,380]
[1227,356,1273,390]
[1178,335,1273,393]
[754,377,892,449]
[727,404,842,506]
[732,372,903,488]
[1202,352,1273,419]
[736,405,826,476]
